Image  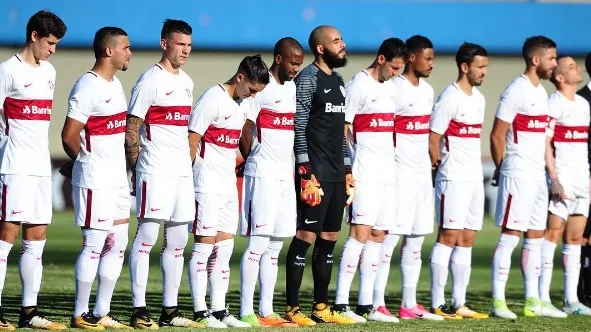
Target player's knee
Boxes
[0,222,20,243]
[564,232,584,245]
[349,224,371,243]
[370,229,386,243]
[22,224,47,241]
[295,229,316,244]
[319,231,339,242]
[437,229,459,247]
[545,228,562,244]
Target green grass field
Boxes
[0,212,588,331]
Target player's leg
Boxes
[490,175,525,319]
[372,232,399,315]
[451,182,488,319]
[335,181,375,322]
[209,194,249,328]
[19,175,66,330]
[578,179,591,306]
[430,180,462,320]
[310,182,354,325]
[128,173,169,328]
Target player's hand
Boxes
[491,167,500,187]
[550,177,566,200]
[130,170,137,197]
[431,160,441,187]
[58,160,74,180]
[235,161,246,178]
[298,163,323,207]
[345,165,355,206]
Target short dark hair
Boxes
[522,36,556,63]
[585,52,591,77]
[26,10,67,42]
[405,35,433,53]
[377,38,408,62]
[161,19,192,39]
[550,55,572,85]
[238,54,270,85]
[273,37,303,58]
[93,27,128,59]
[455,42,488,69]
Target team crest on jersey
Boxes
[340,86,346,97]
[48,80,55,90]
[186,88,192,97]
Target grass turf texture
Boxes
[0,212,587,331]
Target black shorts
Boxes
[295,178,345,233]
[584,205,591,238]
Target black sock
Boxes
[582,245,591,300]
[312,237,336,305]
[286,237,311,307]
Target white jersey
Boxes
[67,71,128,189]
[345,70,396,183]
[0,55,55,176]
[430,83,485,181]
[244,73,295,180]
[496,75,550,178]
[190,84,250,195]
[393,75,434,175]
[128,64,193,176]
[547,91,590,182]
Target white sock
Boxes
[430,243,453,309]
[539,239,557,302]
[522,238,543,299]
[74,229,108,317]
[239,235,270,317]
[94,223,128,317]
[335,237,364,305]
[492,233,520,300]
[189,242,214,312]
[161,222,188,308]
[563,243,582,304]
[259,238,283,317]
[209,239,234,312]
[373,233,399,307]
[0,240,13,306]
[400,235,424,308]
[358,241,381,306]
[19,239,45,307]
[129,219,160,307]
[450,246,472,308]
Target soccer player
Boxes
[539,56,591,315]
[237,38,304,328]
[428,42,489,320]
[489,36,559,319]
[284,25,355,326]
[577,52,591,306]
[0,10,67,330]
[334,37,406,324]
[375,35,440,320]
[125,19,202,329]
[188,55,269,328]
[61,27,133,330]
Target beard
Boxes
[323,49,347,69]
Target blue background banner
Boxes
[0,0,589,54]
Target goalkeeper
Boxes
[284,25,355,326]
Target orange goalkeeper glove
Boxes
[345,165,355,206]
[298,163,323,207]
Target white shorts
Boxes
[393,174,434,235]
[495,175,548,232]
[435,180,484,231]
[346,181,395,231]
[135,172,195,222]
[0,174,51,224]
[73,185,131,230]
[549,181,590,220]
[190,192,239,236]
[240,176,296,237]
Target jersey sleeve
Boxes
[344,79,365,124]
[247,90,264,122]
[66,83,94,124]
[189,93,218,136]
[127,80,156,120]
[293,70,317,164]
[495,85,521,124]
[546,95,562,138]
[0,65,12,109]
[430,91,458,135]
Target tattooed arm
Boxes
[125,114,143,195]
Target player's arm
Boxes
[60,85,93,178]
[188,93,217,165]
[429,93,455,177]
[0,65,12,117]
[126,80,154,169]
[343,79,363,205]
[490,88,519,186]
[239,120,254,160]
[61,118,85,160]
[188,131,202,164]
[125,115,143,168]
[546,100,566,199]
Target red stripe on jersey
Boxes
[257,109,295,130]
[512,114,549,143]
[552,125,588,143]
[394,115,430,134]
[445,120,482,138]
[86,112,127,136]
[145,105,191,126]
[352,113,395,143]
[3,97,52,122]
[202,125,241,149]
